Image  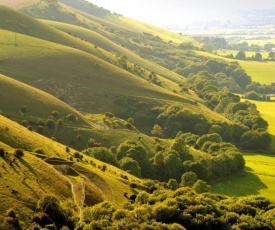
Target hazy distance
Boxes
[88,0,275,30]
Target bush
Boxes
[46,119,55,129]
[51,110,59,118]
[66,114,78,122]
[31,212,53,227]
[57,119,63,128]
[36,126,45,134]
[74,152,83,159]
[0,148,5,157]
[14,149,24,158]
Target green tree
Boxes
[119,157,141,177]
[180,171,198,187]
[236,51,246,60]
[151,124,163,137]
[84,147,119,167]
[254,52,262,61]
[268,51,275,59]
[167,179,179,191]
[192,180,211,193]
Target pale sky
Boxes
[87,0,275,27]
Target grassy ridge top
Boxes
[42,20,186,84]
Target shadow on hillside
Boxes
[19,158,36,175]
[211,171,267,197]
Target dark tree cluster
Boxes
[76,187,275,230]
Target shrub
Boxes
[14,149,24,158]
[20,106,27,113]
[126,123,133,130]
[46,119,55,129]
[36,126,45,134]
[51,110,59,118]
[0,148,5,157]
[31,212,53,227]
[57,119,63,128]
[33,148,46,155]
[73,152,83,159]
[76,135,82,141]
[87,138,101,148]
[105,112,114,118]
[66,114,78,122]
[65,146,70,153]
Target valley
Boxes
[0,0,275,229]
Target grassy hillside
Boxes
[212,152,275,202]
[59,0,199,45]
[42,20,187,85]
[0,73,88,124]
[19,2,187,84]
[0,115,147,227]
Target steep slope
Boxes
[19,1,189,83]
[0,116,144,228]
[0,27,228,127]
[42,20,188,86]
[0,73,88,124]
[59,0,198,45]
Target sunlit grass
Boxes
[195,50,275,85]
[212,153,275,201]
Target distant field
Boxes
[212,99,275,201]
[195,51,275,84]
[251,100,275,151]
[212,152,275,202]
[238,60,275,84]
[217,49,270,59]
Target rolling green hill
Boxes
[1,1,275,229]
[19,2,189,84]
[0,114,146,228]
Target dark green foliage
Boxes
[78,186,275,229]
[0,148,5,157]
[5,208,21,230]
[20,105,27,113]
[236,51,246,60]
[14,149,24,158]
[73,152,83,159]
[66,114,78,122]
[57,119,63,128]
[35,195,76,229]
[156,106,210,137]
[196,133,222,149]
[31,212,53,227]
[241,130,271,150]
[36,125,45,134]
[180,172,198,187]
[244,90,261,100]
[51,110,59,118]
[117,141,153,177]
[84,147,119,167]
[65,146,70,153]
[119,157,141,177]
[87,138,101,148]
[46,119,55,129]
[192,180,211,193]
